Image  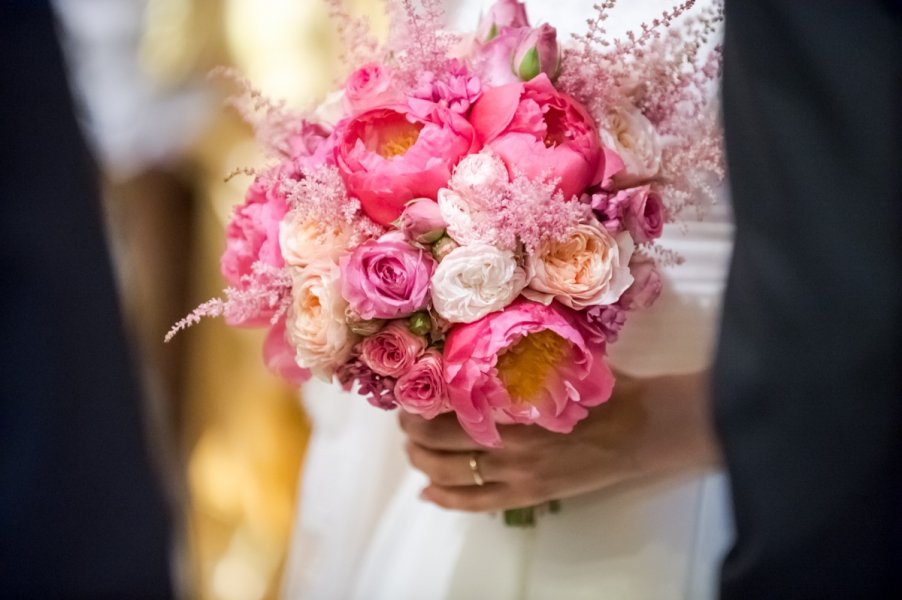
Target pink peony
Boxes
[469,73,604,201]
[340,231,436,320]
[394,349,450,419]
[221,176,287,288]
[359,321,427,378]
[262,318,311,386]
[334,105,478,225]
[619,255,663,310]
[443,299,615,447]
[398,198,447,245]
[343,63,402,115]
[476,0,530,42]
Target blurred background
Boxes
[52,1,385,598]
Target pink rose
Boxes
[469,74,604,201]
[476,0,530,42]
[343,64,402,115]
[394,349,450,418]
[335,105,478,225]
[262,318,311,386]
[340,231,436,320]
[398,198,447,245]
[512,24,560,82]
[359,321,427,378]
[619,255,663,310]
[620,185,665,243]
[443,299,615,447]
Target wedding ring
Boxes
[468,452,485,486]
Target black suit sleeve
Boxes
[715,1,902,597]
[0,4,173,597]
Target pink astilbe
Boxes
[165,263,292,342]
[557,0,724,222]
[386,0,459,87]
[210,67,310,160]
[282,165,385,247]
[325,0,384,75]
[458,169,591,254]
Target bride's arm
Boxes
[401,371,722,512]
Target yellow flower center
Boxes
[378,122,422,158]
[497,330,571,404]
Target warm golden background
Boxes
[92,1,386,598]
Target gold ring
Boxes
[468,452,485,486]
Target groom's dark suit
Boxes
[716,1,901,597]
[0,2,173,597]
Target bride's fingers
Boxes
[405,442,504,486]
[419,483,515,513]
[399,412,482,452]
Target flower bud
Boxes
[477,0,529,42]
[408,311,433,337]
[431,235,460,262]
[398,198,447,245]
[512,24,560,82]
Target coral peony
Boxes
[469,73,603,201]
[335,105,478,225]
[443,299,615,447]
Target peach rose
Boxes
[285,262,358,379]
[523,220,635,309]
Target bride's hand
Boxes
[401,371,722,512]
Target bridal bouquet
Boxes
[170,0,723,451]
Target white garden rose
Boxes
[431,244,527,323]
[313,89,346,128]
[437,188,482,246]
[601,104,663,184]
[279,215,350,268]
[286,262,358,379]
[523,222,635,309]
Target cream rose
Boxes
[523,221,635,309]
[601,105,662,184]
[285,262,358,379]
[279,215,350,268]
[430,244,527,323]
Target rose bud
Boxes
[408,311,433,337]
[477,0,530,42]
[431,235,460,262]
[398,198,447,245]
[513,24,561,82]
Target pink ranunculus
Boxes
[476,0,530,42]
[620,185,665,243]
[335,105,478,225]
[619,254,663,310]
[263,317,311,386]
[343,63,402,115]
[443,299,615,447]
[340,231,436,320]
[359,321,427,378]
[512,24,561,82]
[394,349,450,418]
[398,198,447,245]
[469,73,604,201]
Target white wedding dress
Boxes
[283,2,734,598]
